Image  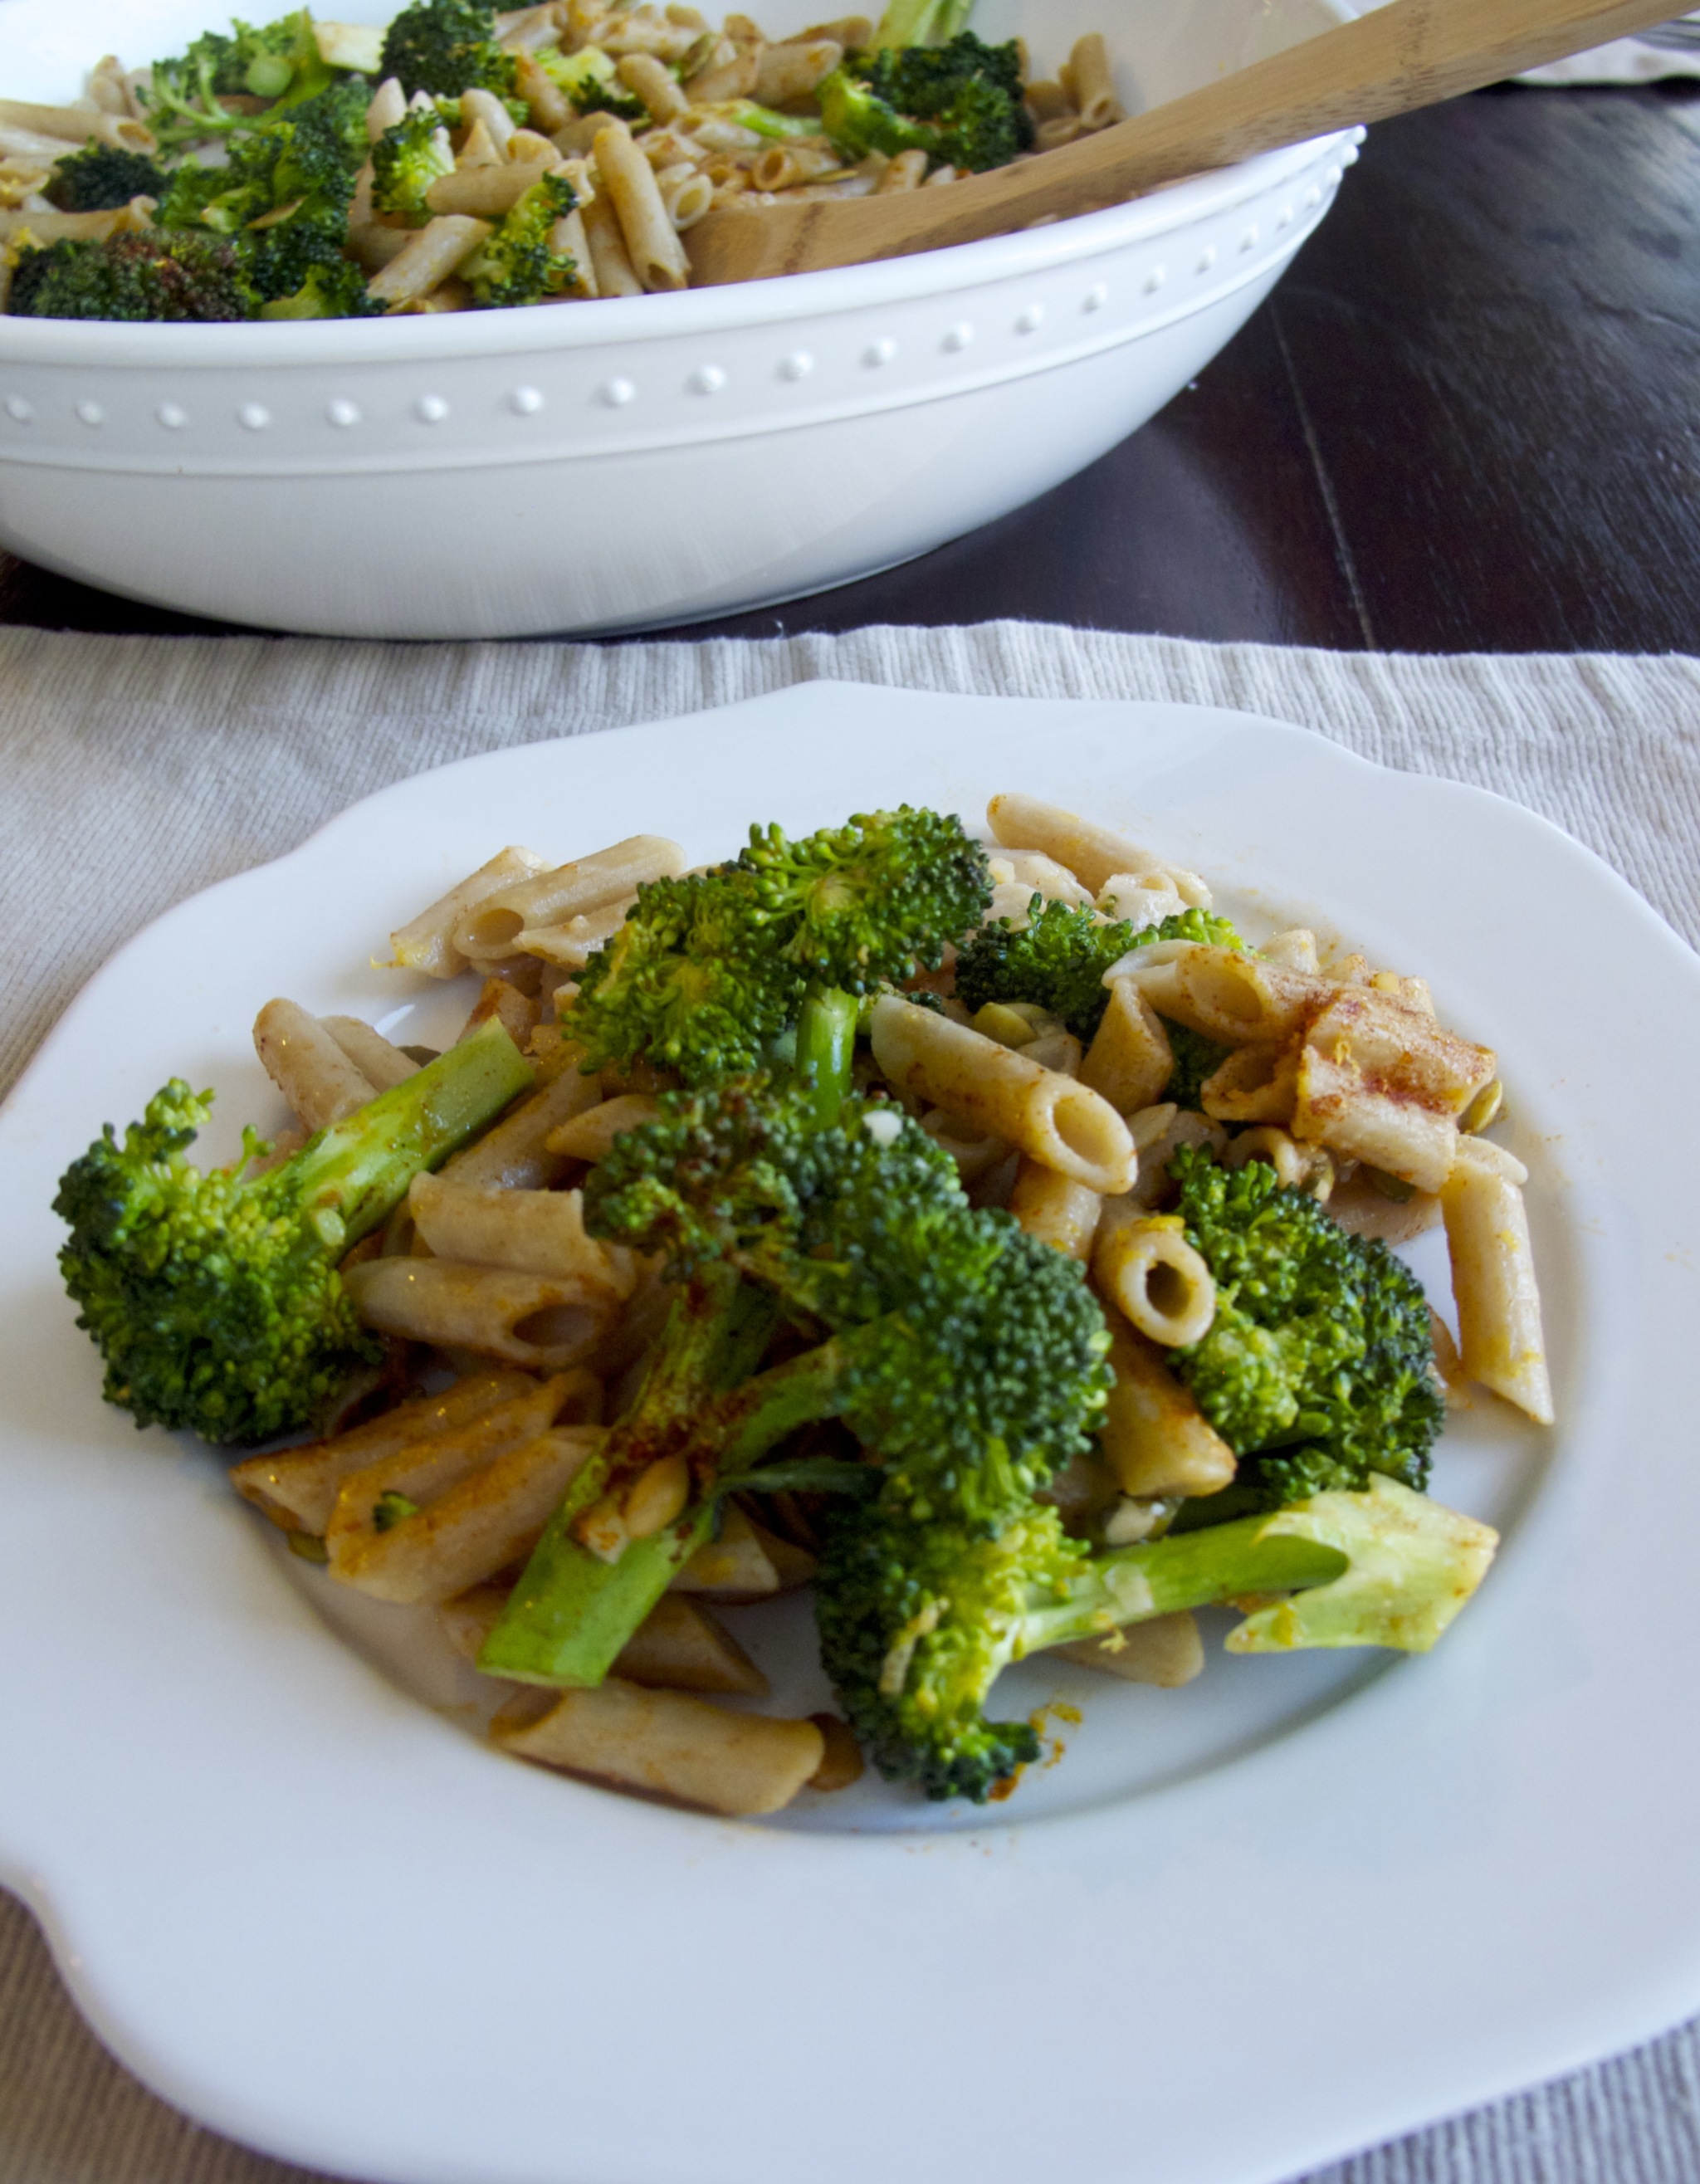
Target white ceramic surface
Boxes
[0,0,1357,635]
[3,683,1700,2184]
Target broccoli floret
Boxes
[818,1476,1496,1800]
[144,10,343,150]
[530,44,647,121]
[1165,1146,1445,1514]
[460,171,580,307]
[1165,1022,1232,1110]
[9,231,256,321]
[819,32,1030,172]
[42,142,169,213]
[258,255,380,315]
[159,78,367,302]
[369,103,456,217]
[379,0,516,100]
[572,805,991,1090]
[956,901,1243,1043]
[867,0,974,52]
[478,1081,1111,1688]
[53,1019,534,1444]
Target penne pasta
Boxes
[0,98,154,150]
[987,793,1210,904]
[1065,32,1123,129]
[753,37,841,103]
[1096,1317,1237,1498]
[1095,1216,1217,1347]
[1008,1158,1102,1260]
[442,1040,602,1191]
[1081,980,1174,1114]
[868,994,1136,1194]
[408,1173,636,1297]
[320,1015,420,1092]
[456,835,685,962]
[329,1422,603,1603]
[231,1368,536,1534]
[427,159,559,217]
[579,185,644,295]
[253,998,377,1131]
[491,1678,825,1815]
[1440,1138,1552,1424]
[366,215,492,307]
[594,118,691,291]
[1053,1609,1204,1686]
[545,1091,660,1160]
[343,1257,614,1370]
[1293,986,1497,1195]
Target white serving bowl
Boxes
[0,0,1356,636]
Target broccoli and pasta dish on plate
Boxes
[51,789,1549,1819]
[0,0,1126,318]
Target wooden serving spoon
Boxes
[686,0,1683,285]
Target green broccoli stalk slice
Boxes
[572,804,991,1088]
[53,1018,534,1446]
[369,104,456,217]
[379,0,516,100]
[867,0,975,53]
[1165,1146,1446,1518]
[530,45,647,120]
[9,232,258,321]
[818,1477,1497,1802]
[460,171,580,308]
[477,1083,1110,1687]
[955,900,1244,1043]
[42,142,169,213]
[725,99,830,141]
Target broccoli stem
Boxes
[793,985,859,1129]
[870,0,973,49]
[1019,1519,1347,1656]
[294,1015,535,1246]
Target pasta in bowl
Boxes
[0,0,1358,633]
[52,783,1546,1822]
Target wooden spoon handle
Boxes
[687,0,1680,286]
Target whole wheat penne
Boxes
[0,99,154,150]
[408,1174,636,1297]
[456,835,685,961]
[551,205,597,295]
[545,1091,660,1160]
[367,215,491,307]
[1293,987,1496,1195]
[579,185,644,294]
[365,74,408,139]
[253,999,377,1131]
[343,1258,613,1370]
[493,1678,825,1815]
[1008,1159,1102,1260]
[320,1016,420,1092]
[1096,1217,1217,1347]
[1097,1317,1236,1498]
[231,1368,535,1534]
[754,37,840,103]
[874,145,928,192]
[1067,32,1122,129]
[1441,1139,1552,1424]
[514,48,573,132]
[618,51,687,122]
[670,1502,779,1597]
[462,85,517,152]
[1053,1610,1204,1686]
[442,1584,765,1694]
[427,159,557,217]
[391,847,550,978]
[594,119,691,290]
[87,56,142,120]
[987,793,1212,902]
[868,994,1136,1194]
[1081,980,1174,1113]
[1199,1042,1301,1126]
[329,1423,603,1604]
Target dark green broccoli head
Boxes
[1164,1021,1231,1109]
[462,171,580,307]
[532,44,647,121]
[1166,1146,1444,1511]
[379,0,517,99]
[144,10,341,149]
[823,32,1030,172]
[258,255,381,316]
[588,1078,1111,1524]
[52,1024,533,1445]
[816,1498,1088,1801]
[9,231,256,321]
[572,806,991,1086]
[43,142,169,213]
[369,102,457,216]
[157,80,367,302]
[955,901,1243,1043]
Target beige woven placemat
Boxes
[3,618,1699,2184]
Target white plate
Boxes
[1,682,1697,2184]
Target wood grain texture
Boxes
[686,0,1692,284]
[5,88,1700,652]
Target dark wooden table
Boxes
[7,82,1700,650]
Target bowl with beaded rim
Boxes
[0,0,1358,637]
